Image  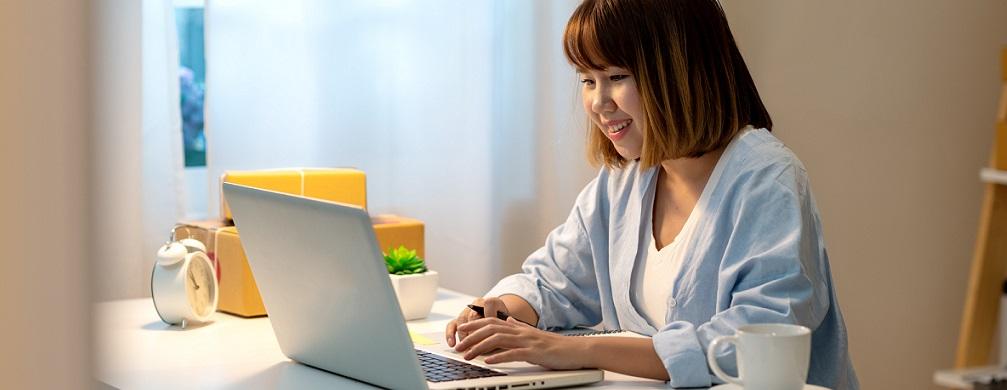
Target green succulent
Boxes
[384,246,427,275]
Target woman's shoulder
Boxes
[717,128,812,202]
[571,160,653,220]
[599,159,648,188]
[594,159,657,203]
[728,128,808,186]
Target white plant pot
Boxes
[389,270,438,320]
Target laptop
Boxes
[223,183,604,390]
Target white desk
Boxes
[95,289,669,389]
[934,365,1007,389]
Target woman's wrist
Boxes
[572,336,598,369]
[497,294,539,326]
[569,337,669,380]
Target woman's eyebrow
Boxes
[576,67,611,75]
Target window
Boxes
[176,4,205,167]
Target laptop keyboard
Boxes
[415,349,507,383]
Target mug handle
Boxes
[707,335,743,387]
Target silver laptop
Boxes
[223,183,604,390]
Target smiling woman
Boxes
[576,66,646,160]
[565,0,772,168]
[445,0,859,389]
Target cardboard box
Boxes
[220,168,367,220]
[372,214,425,259]
[171,220,230,282]
[173,220,265,317]
[173,215,425,318]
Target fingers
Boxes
[453,318,517,353]
[482,296,508,320]
[463,333,521,360]
[446,298,484,346]
[453,318,503,352]
[481,347,509,358]
[445,319,458,347]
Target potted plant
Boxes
[385,246,438,320]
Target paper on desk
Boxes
[409,331,436,346]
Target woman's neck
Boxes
[657,146,726,190]
[649,146,727,249]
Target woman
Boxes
[445,0,858,388]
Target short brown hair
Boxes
[564,0,772,168]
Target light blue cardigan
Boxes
[486,129,859,389]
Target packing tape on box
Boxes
[298,169,305,194]
[213,227,222,282]
[226,167,312,196]
[221,167,364,220]
[172,222,223,283]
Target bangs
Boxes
[563,1,625,71]
[566,0,772,169]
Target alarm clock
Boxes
[151,237,219,328]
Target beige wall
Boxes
[723,1,1007,388]
[4,0,1003,388]
[0,0,93,388]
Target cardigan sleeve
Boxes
[653,163,832,388]
[485,176,604,330]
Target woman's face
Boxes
[579,66,644,160]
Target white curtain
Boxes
[204,0,595,295]
[93,0,187,300]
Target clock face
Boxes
[185,256,217,318]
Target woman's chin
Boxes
[614,147,641,161]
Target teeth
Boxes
[609,120,631,133]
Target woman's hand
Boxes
[452,317,590,370]
[445,297,511,347]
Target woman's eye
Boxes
[580,78,595,86]
[610,74,629,82]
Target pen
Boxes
[467,304,512,322]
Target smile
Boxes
[608,119,632,133]
[605,119,632,142]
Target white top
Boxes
[632,230,685,328]
[630,129,741,329]
[630,160,717,329]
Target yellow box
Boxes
[173,220,265,318]
[372,214,426,259]
[221,168,367,220]
[213,226,266,317]
[173,215,426,318]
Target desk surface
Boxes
[95,289,668,389]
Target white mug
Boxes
[707,324,811,390]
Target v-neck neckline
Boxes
[646,165,718,253]
[626,127,753,332]
[642,126,756,251]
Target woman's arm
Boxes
[447,173,611,348]
[453,317,669,381]
[581,337,669,380]
[499,294,539,326]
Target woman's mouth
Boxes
[607,119,632,141]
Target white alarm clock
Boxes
[151,238,219,327]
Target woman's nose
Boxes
[591,89,615,114]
